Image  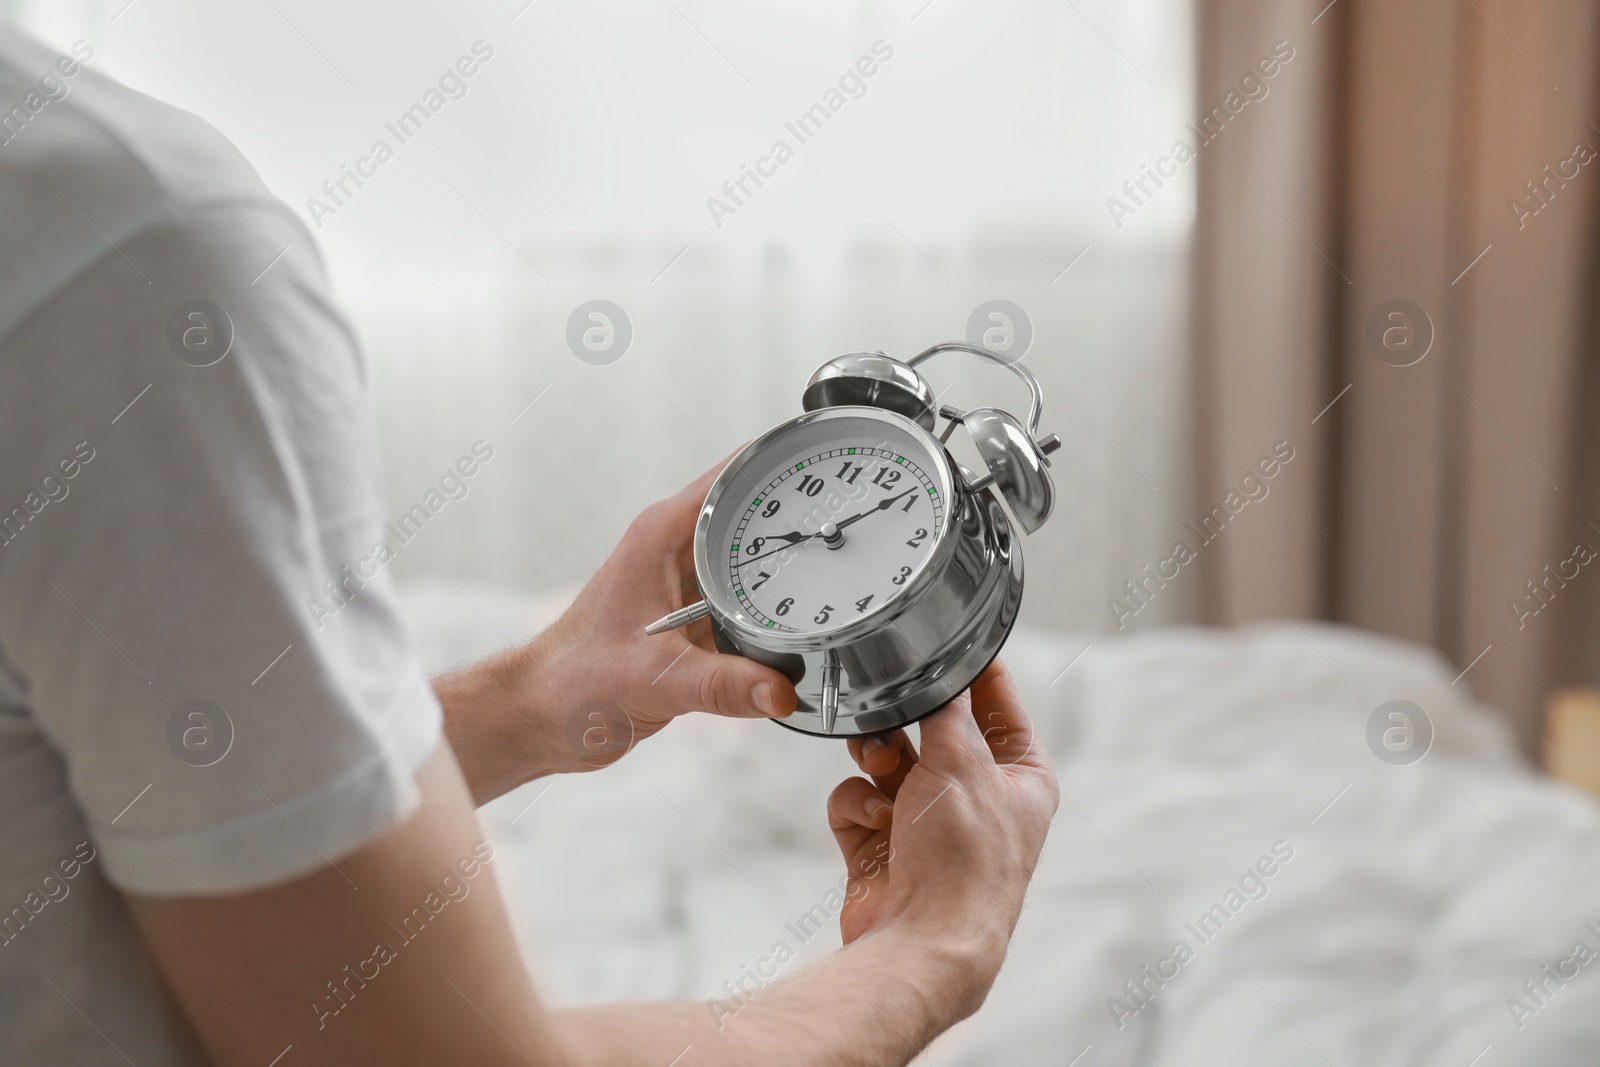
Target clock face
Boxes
[705,411,949,636]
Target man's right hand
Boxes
[827,660,1059,1004]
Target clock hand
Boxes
[734,530,819,569]
[832,487,919,532]
[734,488,919,570]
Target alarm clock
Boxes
[644,342,1059,738]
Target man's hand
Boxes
[561,664,1059,1066]
[826,660,1059,998]
[436,462,799,803]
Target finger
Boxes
[827,777,894,873]
[827,776,896,833]
[848,730,904,778]
[631,461,728,556]
[662,455,748,648]
[662,449,751,523]
[916,687,992,767]
[969,659,1045,768]
[848,729,919,800]
[654,644,797,719]
[670,457,731,511]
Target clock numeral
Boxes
[891,565,913,585]
[775,597,794,616]
[797,473,824,497]
[870,467,902,490]
[835,461,864,485]
[906,528,928,548]
[854,594,875,613]
[813,604,834,624]
[752,570,772,590]
[762,499,781,518]
[745,537,766,555]
[901,493,916,512]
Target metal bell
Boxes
[801,353,938,431]
[963,406,1059,534]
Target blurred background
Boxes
[11,1,1600,1062]
[0,0,1197,638]
[12,0,1597,756]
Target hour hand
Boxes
[734,529,816,568]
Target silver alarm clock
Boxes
[645,342,1059,738]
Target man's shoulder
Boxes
[0,25,288,343]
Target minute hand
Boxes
[833,487,919,532]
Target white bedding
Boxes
[399,579,1600,1066]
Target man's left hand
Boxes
[435,461,798,803]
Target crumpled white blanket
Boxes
[399,579,1600,1066]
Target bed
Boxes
[399,579,1600,1066]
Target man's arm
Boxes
[551,926,986,1065]
[551,661,1058,1065]
[129,744,565,1067]
[128,663,1056,1067]
[433,461,800,805]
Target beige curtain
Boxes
[1193,0,1600,753]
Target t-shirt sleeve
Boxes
[0,198,443,896]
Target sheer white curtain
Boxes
[12,0,1194,632]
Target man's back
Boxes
[0,29,271,341]
[0,24,441,1063]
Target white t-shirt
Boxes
[0,25,442,1064]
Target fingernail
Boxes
[753,683,777,716]
[862,736,887,757]
[865,797,892,818]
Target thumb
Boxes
[916,688,990,766]
[653,644,797,720]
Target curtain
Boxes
[1192,0,1600,753]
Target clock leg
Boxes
[643,599,710,635]
[820,648,842,734]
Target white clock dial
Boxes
[725,436,946,634]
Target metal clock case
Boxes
[645,342,1061,738]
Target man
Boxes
[0,22,1057,1065]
